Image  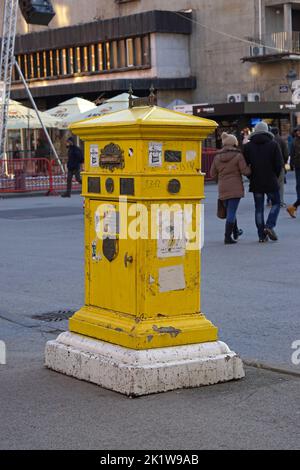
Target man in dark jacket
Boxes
[287,126,300,218]
[61,136,83,198]
[271,127,288,207]
[243,121,283,242]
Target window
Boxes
[27,54,33,79]
[49,50,54,76]
[142,35,150,66]
[134,37,142,66]
[83,46,89,73]
[23,55,29,79]
[97,43,103,71]
[42,51,47,78]
[110,41,118,69]
[126,38,134,67]
[66,48,74,75]
[76,47,81,73]
[105,42,111,70]
[118,39,126,68]
[45,51,52,77]
[37,52,42,78]
[61,49,68,76]
[89,45,96,72]
[12,34,151,82]
[55,49,60,76]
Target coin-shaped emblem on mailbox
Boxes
[105,178,114,193]
[168,179,181,194]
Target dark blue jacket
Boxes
[67,144,83,171]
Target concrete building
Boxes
[3,0,300,136]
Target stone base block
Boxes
[45,332,245,397]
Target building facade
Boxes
[2,0,300,134]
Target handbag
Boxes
[217,199,227,219]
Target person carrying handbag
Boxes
[210,132,251,245]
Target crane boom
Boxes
[0,0,18,159]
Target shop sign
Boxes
[195,106,215,114]
[280,104,296,110]
[280,85,289,93]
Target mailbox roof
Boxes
[71,106,216,128]
[70,105,217,140]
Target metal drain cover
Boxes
[31,310,75,322]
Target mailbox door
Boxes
[88,200,136,316]
[139,201,202,318]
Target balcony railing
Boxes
[261,31,300,55]
[249,31,300,57]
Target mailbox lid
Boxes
[70,106,217,141]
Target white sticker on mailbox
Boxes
[149,142,163,167]
[186,150,196,162]
[90,144,99,167]
[103,209,119,237]
[159,265,186,293]
[157,209,186,258]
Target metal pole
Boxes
[14,59,65,174]
[0,0,19,160]
[258,0,262,42]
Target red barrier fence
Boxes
[0,158,81,195]
[0,149,216,195]
[202,148,216,181]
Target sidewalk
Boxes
[202,172,300,371]
[0,316,299,450]
[0,173,299,449]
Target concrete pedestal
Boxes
[45,332,245,397]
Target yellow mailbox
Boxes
[46,96,245,396]
[68,100,218,350]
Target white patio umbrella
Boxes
[3,100,57,154]
[66,93,137,127]
[5,100,57,129]
[47,97,97,129]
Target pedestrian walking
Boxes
[61,137,83,198]
[271,127,288,207]
[35,137,51,175]
[241,127,251,146]
[13,141,22,159]
[287,126,300,218]
[243,121,283,242]
[210,132,251,245]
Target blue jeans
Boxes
[224,198,240,224]
[253,191,281,238]
[294,168,300,208]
